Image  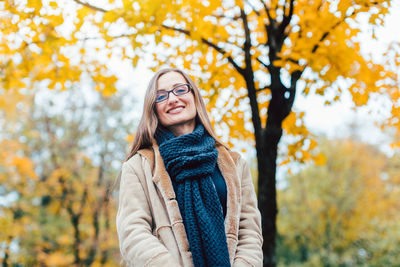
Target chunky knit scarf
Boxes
[155,124,231,267]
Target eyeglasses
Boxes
[155,83,192,103]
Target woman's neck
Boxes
[168,121,196,136]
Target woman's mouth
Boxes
[167,106,185,114]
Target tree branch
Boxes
[211,13,241,21]
[72,0,108,12]
[59,176,82,265]
[311,9,356,53]
[241,8,252,66]
[161,24,245,75]
[238,8,264,146]
[288,70,302,101]
[260,0,274,26]
[257,57,270,69]
[282,0,289,19]
[77,33,136,41]
[278,0,294,38]
[287,57,299,65]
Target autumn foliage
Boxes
[278,138,400,266]
[0,88,134,265]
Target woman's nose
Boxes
[167,92,179,103]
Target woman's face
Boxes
[155,71,197,135]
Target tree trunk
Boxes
[243,71,285,266]
[257,125,282,267]
[2,243,9,267]
[254,71,296,266]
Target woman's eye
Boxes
[175,89,186,94]
[174,85,188,94]
[156,94,167,102]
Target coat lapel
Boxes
[216,144,241,262]
[137,145,175,201]
[151,144,176,200]
[137,145,181,224]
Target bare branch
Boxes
[260,0,273,25]
[278,0,294,37]
[282,0,289,18]
[161,24,245,75]
[72,0,108,12]
[239,8,264,142]
[290,70,302,91]
[311,9,356,53]
[211,13,241,21]
[240,8,253,60]
[224,39,243,49]
[79,185,88,216]
[287,57,300,66]
[77,33,136,42]
[257,57,269,69]
[203,39,245,75]
[286,69,302,111]
[161,24,189,35]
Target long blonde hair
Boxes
[126,68,227,161]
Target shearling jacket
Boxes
[116,143,263,267]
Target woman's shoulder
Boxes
[124,147,155,170]
[228,150,241,164]
[216,143,243,166]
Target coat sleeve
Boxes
[233,158,263,267]
[116,158,180,267]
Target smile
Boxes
[167,106,185,114]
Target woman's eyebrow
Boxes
[157,83,185,91]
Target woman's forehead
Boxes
[157,72,186,90]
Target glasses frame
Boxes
[155,83,192,103]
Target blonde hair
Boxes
[125,68,227,161]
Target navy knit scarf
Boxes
[155,124,231,267]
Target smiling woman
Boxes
[155,72,197,136]
[116,68,263,267]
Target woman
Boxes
[116,68,263,267]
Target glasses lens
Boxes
[155,92,168,102]
[173,84,190,95]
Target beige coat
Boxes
[116,143,263,267]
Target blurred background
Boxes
[1,0,399,266]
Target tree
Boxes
[2,1,399,265]
[0,87,135,265]
[277,138,400,266]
